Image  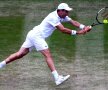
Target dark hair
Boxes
[57,9,68,13]
[57,9,60,12]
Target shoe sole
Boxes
[56,75,70,86]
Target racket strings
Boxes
[101,8,108,19]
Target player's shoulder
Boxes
[48,10,58,19]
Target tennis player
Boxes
[0,3,91,85]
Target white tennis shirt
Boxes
[33,10,72,38]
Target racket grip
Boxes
[91,25,93,27]
[91,23,95,27]
[89,26,92,28]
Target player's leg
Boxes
[40,49,56,72]
[32,33,70,85]
[0,47,29,68]
[0,29,33,68]
[40,49,70,85]
[33,37,60,81]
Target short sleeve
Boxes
[65,16,72,21]
[47,16,61,27]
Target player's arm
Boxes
[56,23,91,35]
[69,19,86,30]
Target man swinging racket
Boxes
[0,3,91,85]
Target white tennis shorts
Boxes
[21,29,48,51]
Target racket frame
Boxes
[91,7,108,27]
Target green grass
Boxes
[0,1,108,90]
[104,24,108,58]
[0,16,24,60]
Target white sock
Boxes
[52,70,59,81]
[0,61,6,68]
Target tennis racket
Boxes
[91,7,108,27]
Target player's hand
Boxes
[84,26,92,32]
[77,26,91,35]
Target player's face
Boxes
[59,9,69,18]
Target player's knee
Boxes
[41,49,52,59]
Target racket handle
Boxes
[91,23,95,27]
[89,26,92,28]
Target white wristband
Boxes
[71,30,77,35]
[79,24,85,29]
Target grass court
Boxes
[0,0,108,90]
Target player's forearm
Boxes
[70,20,81,27]
[70,20,85,29]
[60,27,72,35]
[61,27,90,35]
[60,27,86,35]
[62,26,91,35]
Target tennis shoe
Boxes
[55,75,70,85]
